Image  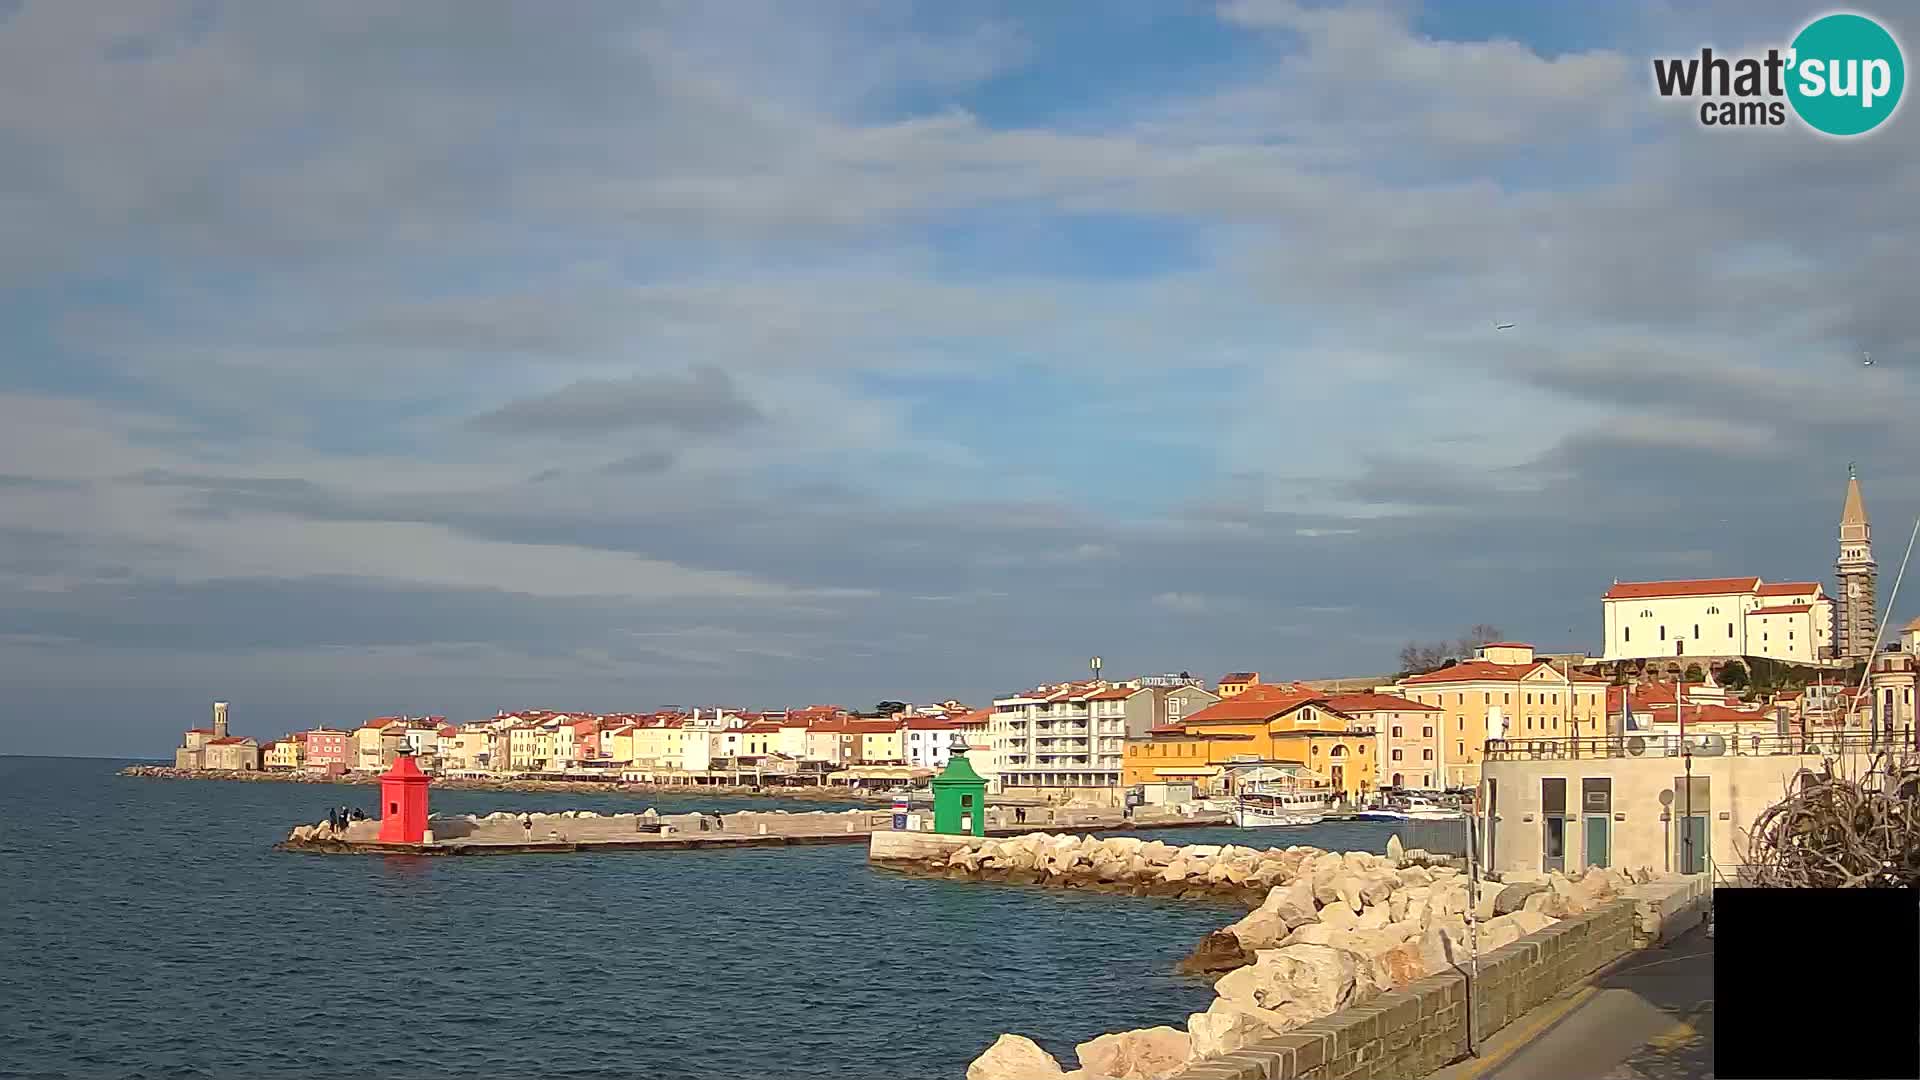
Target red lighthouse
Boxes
[377,751,431,844]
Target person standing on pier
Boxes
[520,813,533,841]
[327,806,340,833]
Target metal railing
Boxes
[1483,729,1898,761]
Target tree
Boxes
[1718,660,1749,690]
[876,700,908,718]
[1683,663,1704,683]
[1396,624,1505,676]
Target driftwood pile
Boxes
[1745,753,1920,888]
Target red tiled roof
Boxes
[1603,577,1760,600]
[437,725,458,737]
[1756,582,1820,596]
[1647,703,1770,725]
[1323,692,1437,713]
[1182,687,1324,724]
[743,721,784,733]
[1146,724,1189,735]
[1403,660,1609,686]
[952,707,993,726]
[844,719,902,734]
[1751,603,1814,615]
[1087,686,1140,701]
[903,717,957,731]
[1219,672,1258,683]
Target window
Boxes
[1641,608,1653,617]
[1707,605,1719,614]
[1728,623,1734,637]
[1693,624,1700,638]
[1483,693,1490,704]
[1391,749,1402,761]
[1625,627,1631,642]
[1391,725,1402,737]
[1457,741,1465,755]
[1422,725,1434,738]
[1422,749,1433,760]
[1659,625,1667,640]
[1504,693,1511,704]
[1456,693,1464,705]
[1526,693,1533,705]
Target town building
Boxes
[1121,684,1375,800]
[1479,727,1879,878]
[903,716,961,768]
[170,702,232,769]
[353,718,407,773]
[1390,643,1610,789]
[991,679,1219,800]
[1867,650,1917,747]
[1836,467,1878,661]
[202,735,259,771]
[1320,691,1441,790]
[1600,578,1835,664]
[302,728,350,776]
[1216,672,1260,698]
[263,738,303,771]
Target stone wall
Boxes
[1171,899,1638,1080]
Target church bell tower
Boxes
[1836,465,1877,661]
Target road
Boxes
[1427,923,1714,1080]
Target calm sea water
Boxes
[1,756,1416,1080]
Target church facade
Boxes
[1600,470,1876,666]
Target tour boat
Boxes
[1232,789,1333,828]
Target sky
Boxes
[3,0,1918,756]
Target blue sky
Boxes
[1,0,1916,755]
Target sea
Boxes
[1,756,1423,1080]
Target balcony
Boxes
[1483,729,1893,762]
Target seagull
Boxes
[1863,352,1873,366]
[1494,319,1516,331]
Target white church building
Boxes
[1600,577,1833,664]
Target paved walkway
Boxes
[1427,923,1713,1080]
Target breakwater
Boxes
[884,832,1696,1080]
[282,807,1234,856]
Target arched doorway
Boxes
[1392,772,1404,786]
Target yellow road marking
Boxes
[1645,1001,1713,1050]
[1448,985,1602,1080]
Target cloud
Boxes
[469,366,762,437]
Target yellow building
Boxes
[603,724,637,766]
[1123,685,1376,799]
[264,739,304,771]
[506,725,541,771]
[1391,642,1610,789]
[854,721,904,764]
[1216,672,1260,698]
[630,721,693,769]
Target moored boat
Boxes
[1231,788,1333,828]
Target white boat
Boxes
[1232,789,1333,828]
[1356,797,1463,822]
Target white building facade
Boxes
[1601,577,1834,664]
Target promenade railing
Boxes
[1483,728,1891,762]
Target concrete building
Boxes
[991,679,1219,799]
[1391,643,1610,789]
[171,702,231,769]
[263,739,303,771]
[902,716,960,768]
[1479,728,1880,878]
[202,736,259,771]
[1321,691,1442,790]
[1216,672,1260,698]
[1121,684,1376,800]
[302,728,350,775]
[1868,650,1917,747]
[1601,578,1835,664]
[1836,467,1878,661]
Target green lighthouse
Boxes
[931,733,988,836]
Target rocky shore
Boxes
[118,765,892,802]
[917,833,1675,1080]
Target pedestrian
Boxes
[520,813,533,841]
[327,806,340,832]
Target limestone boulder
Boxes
[1277,922,1339,949]
[1386,833,1405,865]
[1494,882,1548,915]
[1418,922,1470,974]
[1396,866,1435,889]
[1335,874,1365,914]
[1317,902,1361,932]
[1187,999,1284,1059]
[1226,907,1290,952]
[1477,911,1552,952]
[1354,904,1392,931]
[1214,943,1378,1027]
[1261,876,1320,929]
[968,1035,1064,1080]
[1508,909,1555,936]
[1341,850,1379,873]
[1177,930,1254,975]
[1311,866,1343,907]
[1075,1026,1193,1080]
[1360,872,1396,906]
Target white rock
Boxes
[1215,944,1379,1028]
[968,1034,1064,1080]
[1075,1026,1193,1080]
[1188,999,1283,1059]
[1386,834,1405,865]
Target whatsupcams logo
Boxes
[1653,11,1905,135]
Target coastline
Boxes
[117,764,895,802]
